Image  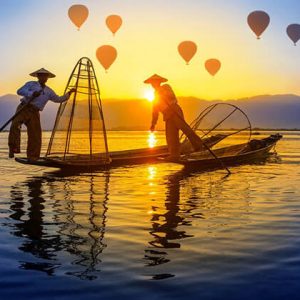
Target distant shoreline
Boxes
[1,128,300,133]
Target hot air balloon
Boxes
[106,15,123,35]
[205,59,221,76]
[96,45,117,71]
[287,24,300,46]
[68,4,89,30]
[247,11,270,39]
[178,41,197,65]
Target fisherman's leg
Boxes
[166,119,180,159]
[172,114,203,151]
[8,104,25,157]
[26,110,42,160]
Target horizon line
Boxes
[1,93,300,102]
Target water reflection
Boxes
[10,177,60,275]
[7,164,254,281]
[9,170,110,280]
[143,168,253,280]
[147,171,193,250]
[147,132,158,148]
[143,170,192,279]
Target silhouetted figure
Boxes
[144,74,203,161]
[8,68,76,160]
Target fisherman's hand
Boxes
[150,124,155,132]
[69,88,76,94]
[32,90,42,98]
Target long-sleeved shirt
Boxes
[151,84,178,125]
[17,81,70,111]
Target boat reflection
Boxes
[8,164,252,281]
[147,171,193,250]
[9,170,109,280]
[10,177,60,275]
[143,169,194,279]
[143,169,195,280]
[143,167,252,279]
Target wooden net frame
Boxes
[46,57,110,166]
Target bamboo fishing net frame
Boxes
[181,103,252,156]
[46,57,110,165]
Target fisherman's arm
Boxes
[49,88,76,103]
[150,105,159,132]
[17,82,41,98]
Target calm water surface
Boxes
[0,131,299,300]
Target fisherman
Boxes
[8,68,76,161]
[144,74,203,161]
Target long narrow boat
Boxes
[14,134,224,168]
[178,134,282,171]
[10,57,281,172]
[15,134,282,171]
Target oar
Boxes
[0,93,40,132]
[196,137,231,175]
[166,104,231,175]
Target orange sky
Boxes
[0,0,300,100]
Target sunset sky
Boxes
[0,0,300,100]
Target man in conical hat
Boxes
[8,68,76,160]
[144,74,203,161]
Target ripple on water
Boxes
[0,132,300,299]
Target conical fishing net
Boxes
[181,103,252,155]
[46,57,110,165]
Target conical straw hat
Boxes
[144,74,168,84]
[30,68,56,78]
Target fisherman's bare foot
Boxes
[9,150,14,158]
[9,148,20,158]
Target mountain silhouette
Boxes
[1,94,300,130]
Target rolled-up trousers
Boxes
[8,103,42,160]
[165,105,203,158]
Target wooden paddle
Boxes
[0,92,41,132]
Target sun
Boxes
[144,88,155,102]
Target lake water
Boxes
[0,131,299,300]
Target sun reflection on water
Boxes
[148,132,157,148]
[147,166,157,181]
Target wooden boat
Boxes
[15,58,272,173]
[14,134,224,168]
[15,134,282,171]
[178,133,282,171]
